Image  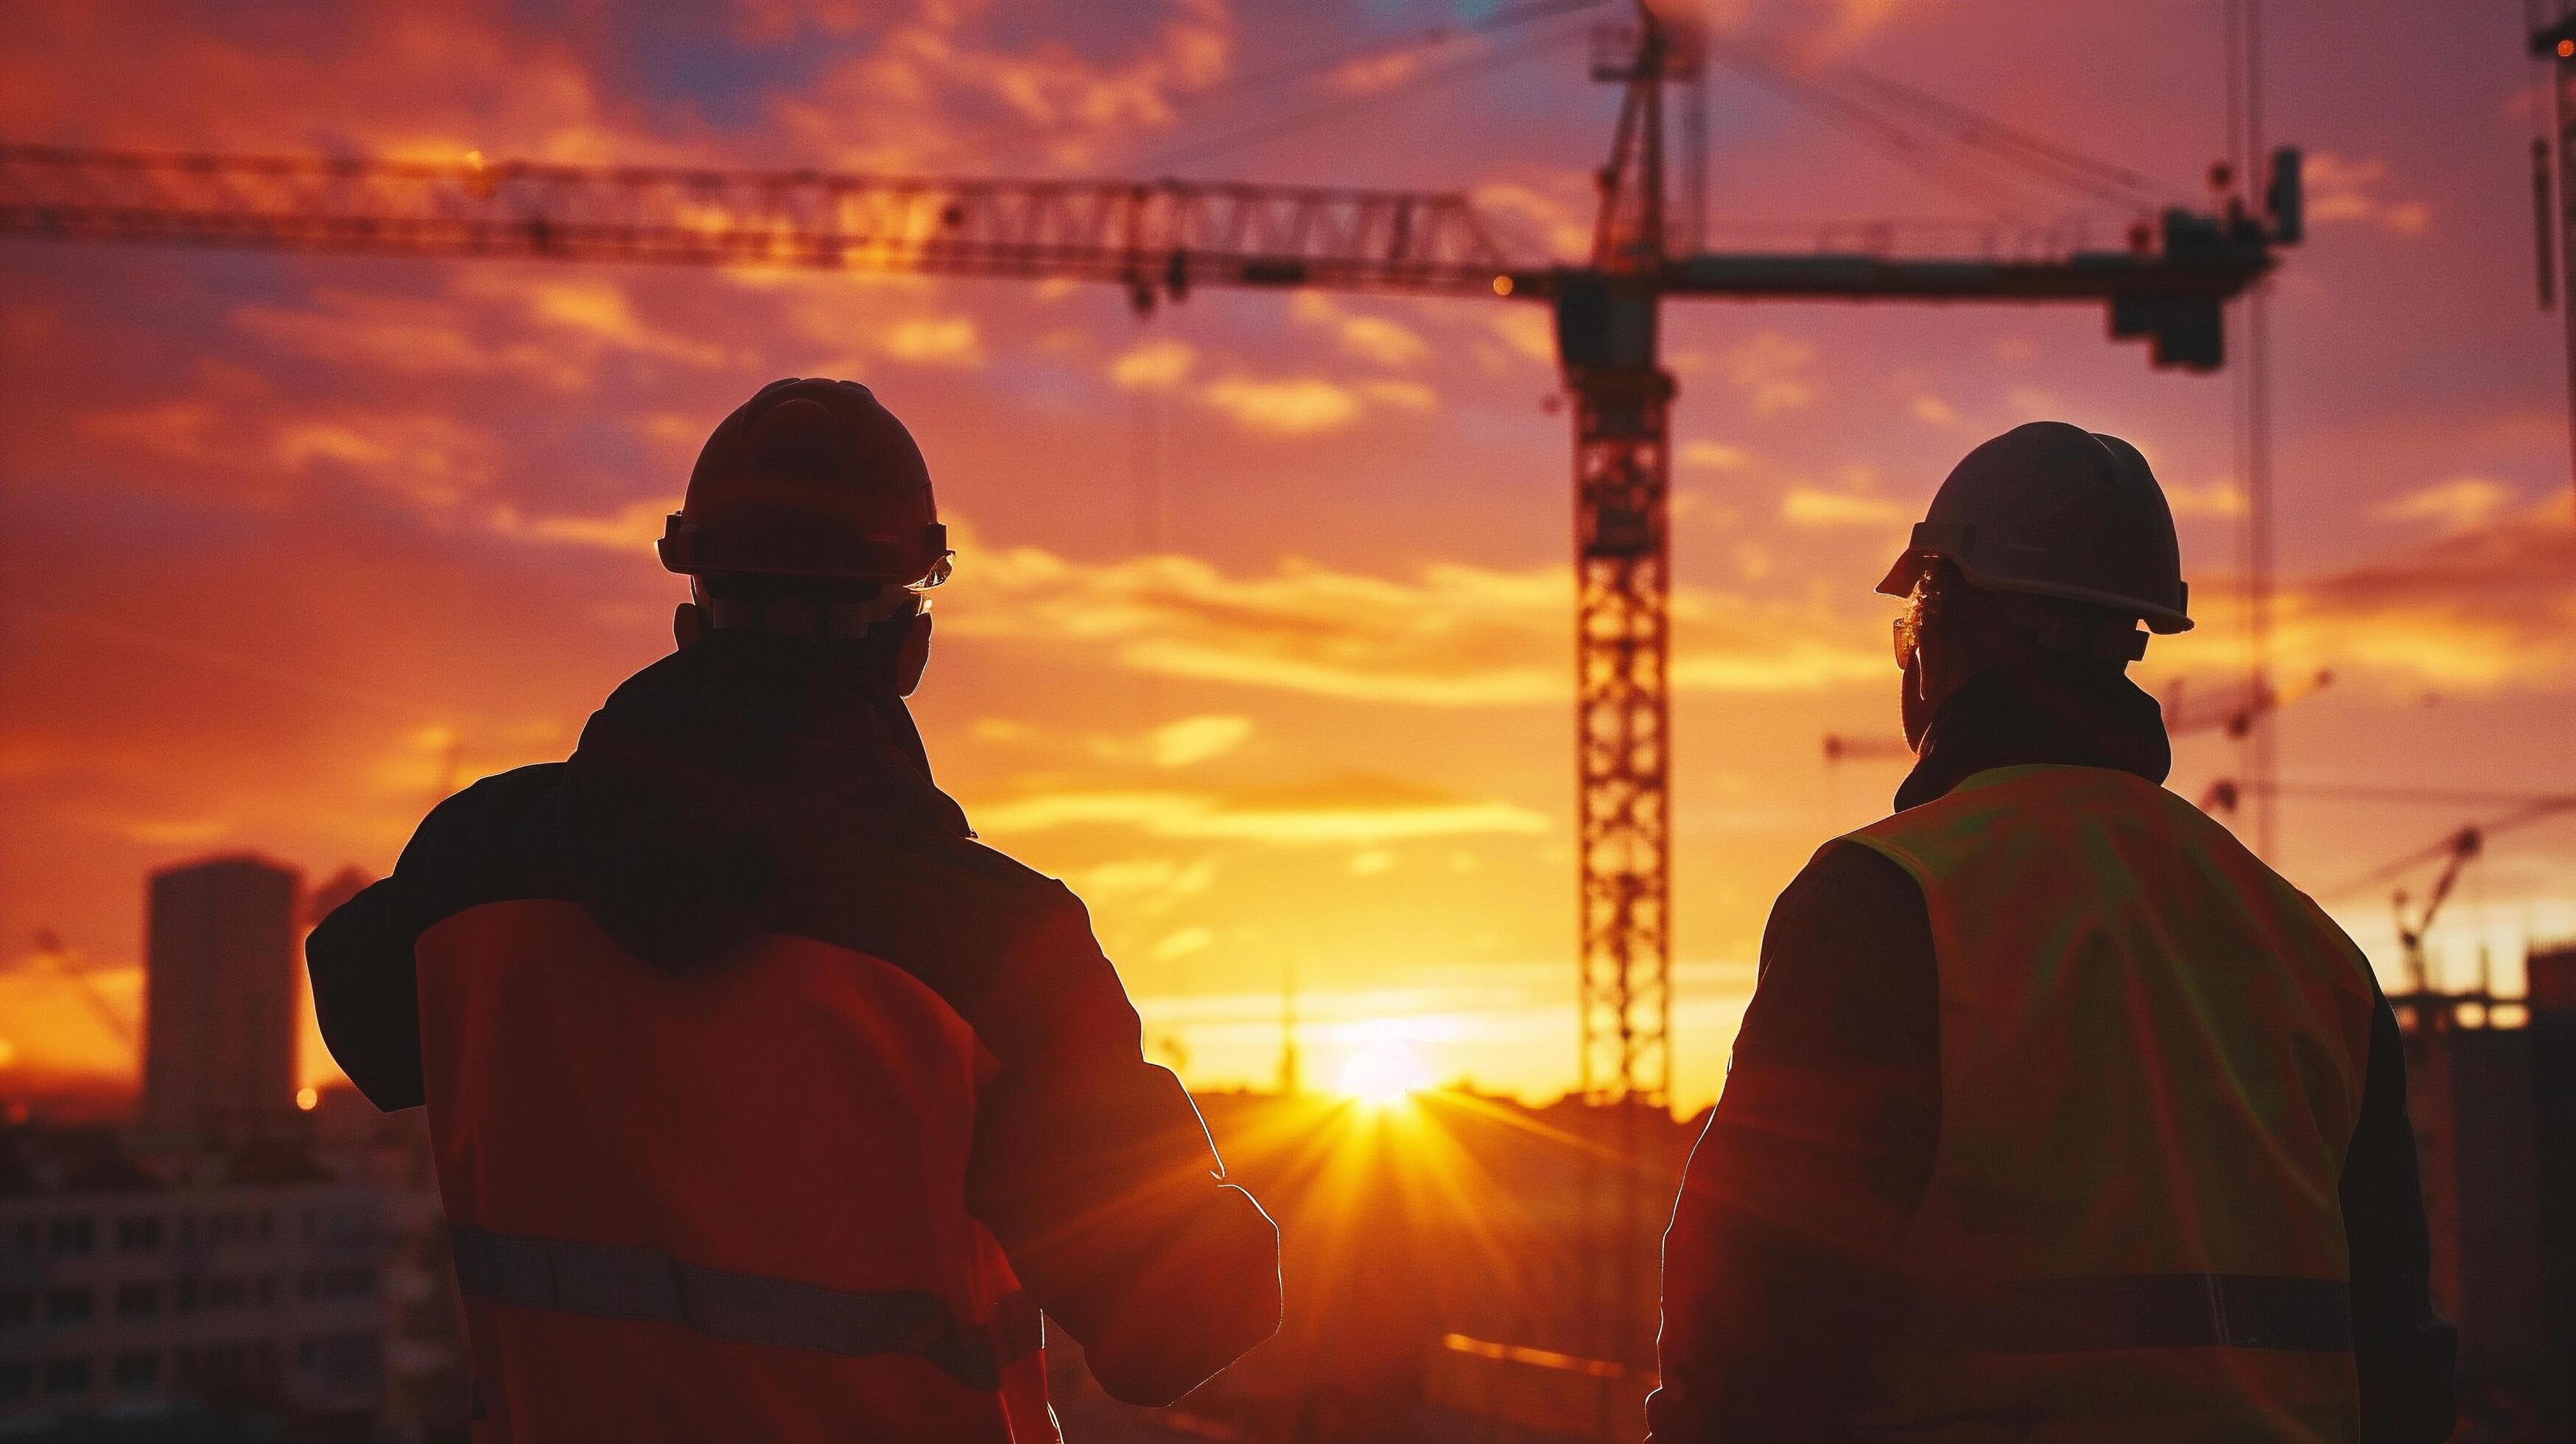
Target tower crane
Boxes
[0,0,2299,1381]
[2213,782,2576,1000]
[2528,1,2576,516]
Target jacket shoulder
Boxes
[835,827,1082,923]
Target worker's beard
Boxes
[1900,654,1931,755]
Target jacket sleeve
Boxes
[2342,986,2457,1443]
[306,832,452,1113]
[962,885,1281,1406]
[1649,841,1941,1444]
[306,771,549,1112]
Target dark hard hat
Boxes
[659,378,951,587]
[1877,421,2191,634]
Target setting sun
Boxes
[1338,1027,1434,1107]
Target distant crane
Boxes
[2528,1,2576,516]
[2212,782,2576,993]
[27,929,138,1056]
[0,0,2298,1384]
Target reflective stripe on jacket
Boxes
[418,901,1059,1444]
[1839,764,2379,1443]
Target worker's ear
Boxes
[674,601,708,650]
[894,609,933,696]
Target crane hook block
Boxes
[2265,147,2303,247]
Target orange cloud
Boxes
[2370,477,2520,535]
[968,772,1547,844]
[941,524,1884,702]
[1199,376,1366,433]
[2203,511,2576,688]
[1724,330,1819,416]
[2302,152,2432,236]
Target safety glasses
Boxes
[1892,585,1932,669]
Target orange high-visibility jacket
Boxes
[1838,764,2379,1442]
[311,637,1280,1443]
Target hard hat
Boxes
[1877,421,2191,634]
[658,378,952,588]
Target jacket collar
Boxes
[1894,661,2172,813]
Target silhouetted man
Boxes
[1651,423,2454,1442]
[310,379,1280,1443]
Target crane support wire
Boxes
[2322,796,2576,902]
[929,0,1613,173]
[1694,41,2054,220]
[1145,21,1596,170]
[2220,0,2278,860]
[2239,781,2576,810]
[1693,32,2178,217]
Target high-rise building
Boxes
[2524,941,2576,1412]
[141,858,302,1140]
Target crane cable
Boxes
[919,0,1612,173]
[1696,32,2176,217]
[2320,794,2576,902]
[1143,20,1597,171]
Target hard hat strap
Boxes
[2007,601,2149,662]
[703,589,921,642]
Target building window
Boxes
[112,1350,158,1393]
[48,1218,96,1255]
[116,1216,163,1252]
[0,1360,28,1401]
[321,1332,383,1387]
[203,1342,246,1385]
[302,1266,382,1302]
[115,1282,161,1320]
[44,1287,93,1323]
[0,1288,29,1325]
[41,1356,91,1398]
[208,1277,246,1311]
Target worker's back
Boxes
[1840,763,2379,1443]
[311,628,1280,1443]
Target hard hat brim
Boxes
[1876,546,2194,634]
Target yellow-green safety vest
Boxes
[1842,764,2378,1443]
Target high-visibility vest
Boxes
[414,900,1059,1444]
[1839,764,2379,1443]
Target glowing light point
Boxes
[295,1087,319,1112]
[1491,274,1515,297]
[1338,1028,1433,1108]
[2559,38,2572,57]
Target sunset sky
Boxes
[3,0,2572,1110]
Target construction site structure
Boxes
[0,0,2300,1406]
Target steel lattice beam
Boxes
[0,144,1516,301]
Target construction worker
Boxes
[308,379,1280,1442]
[1649,423,2456,1443]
